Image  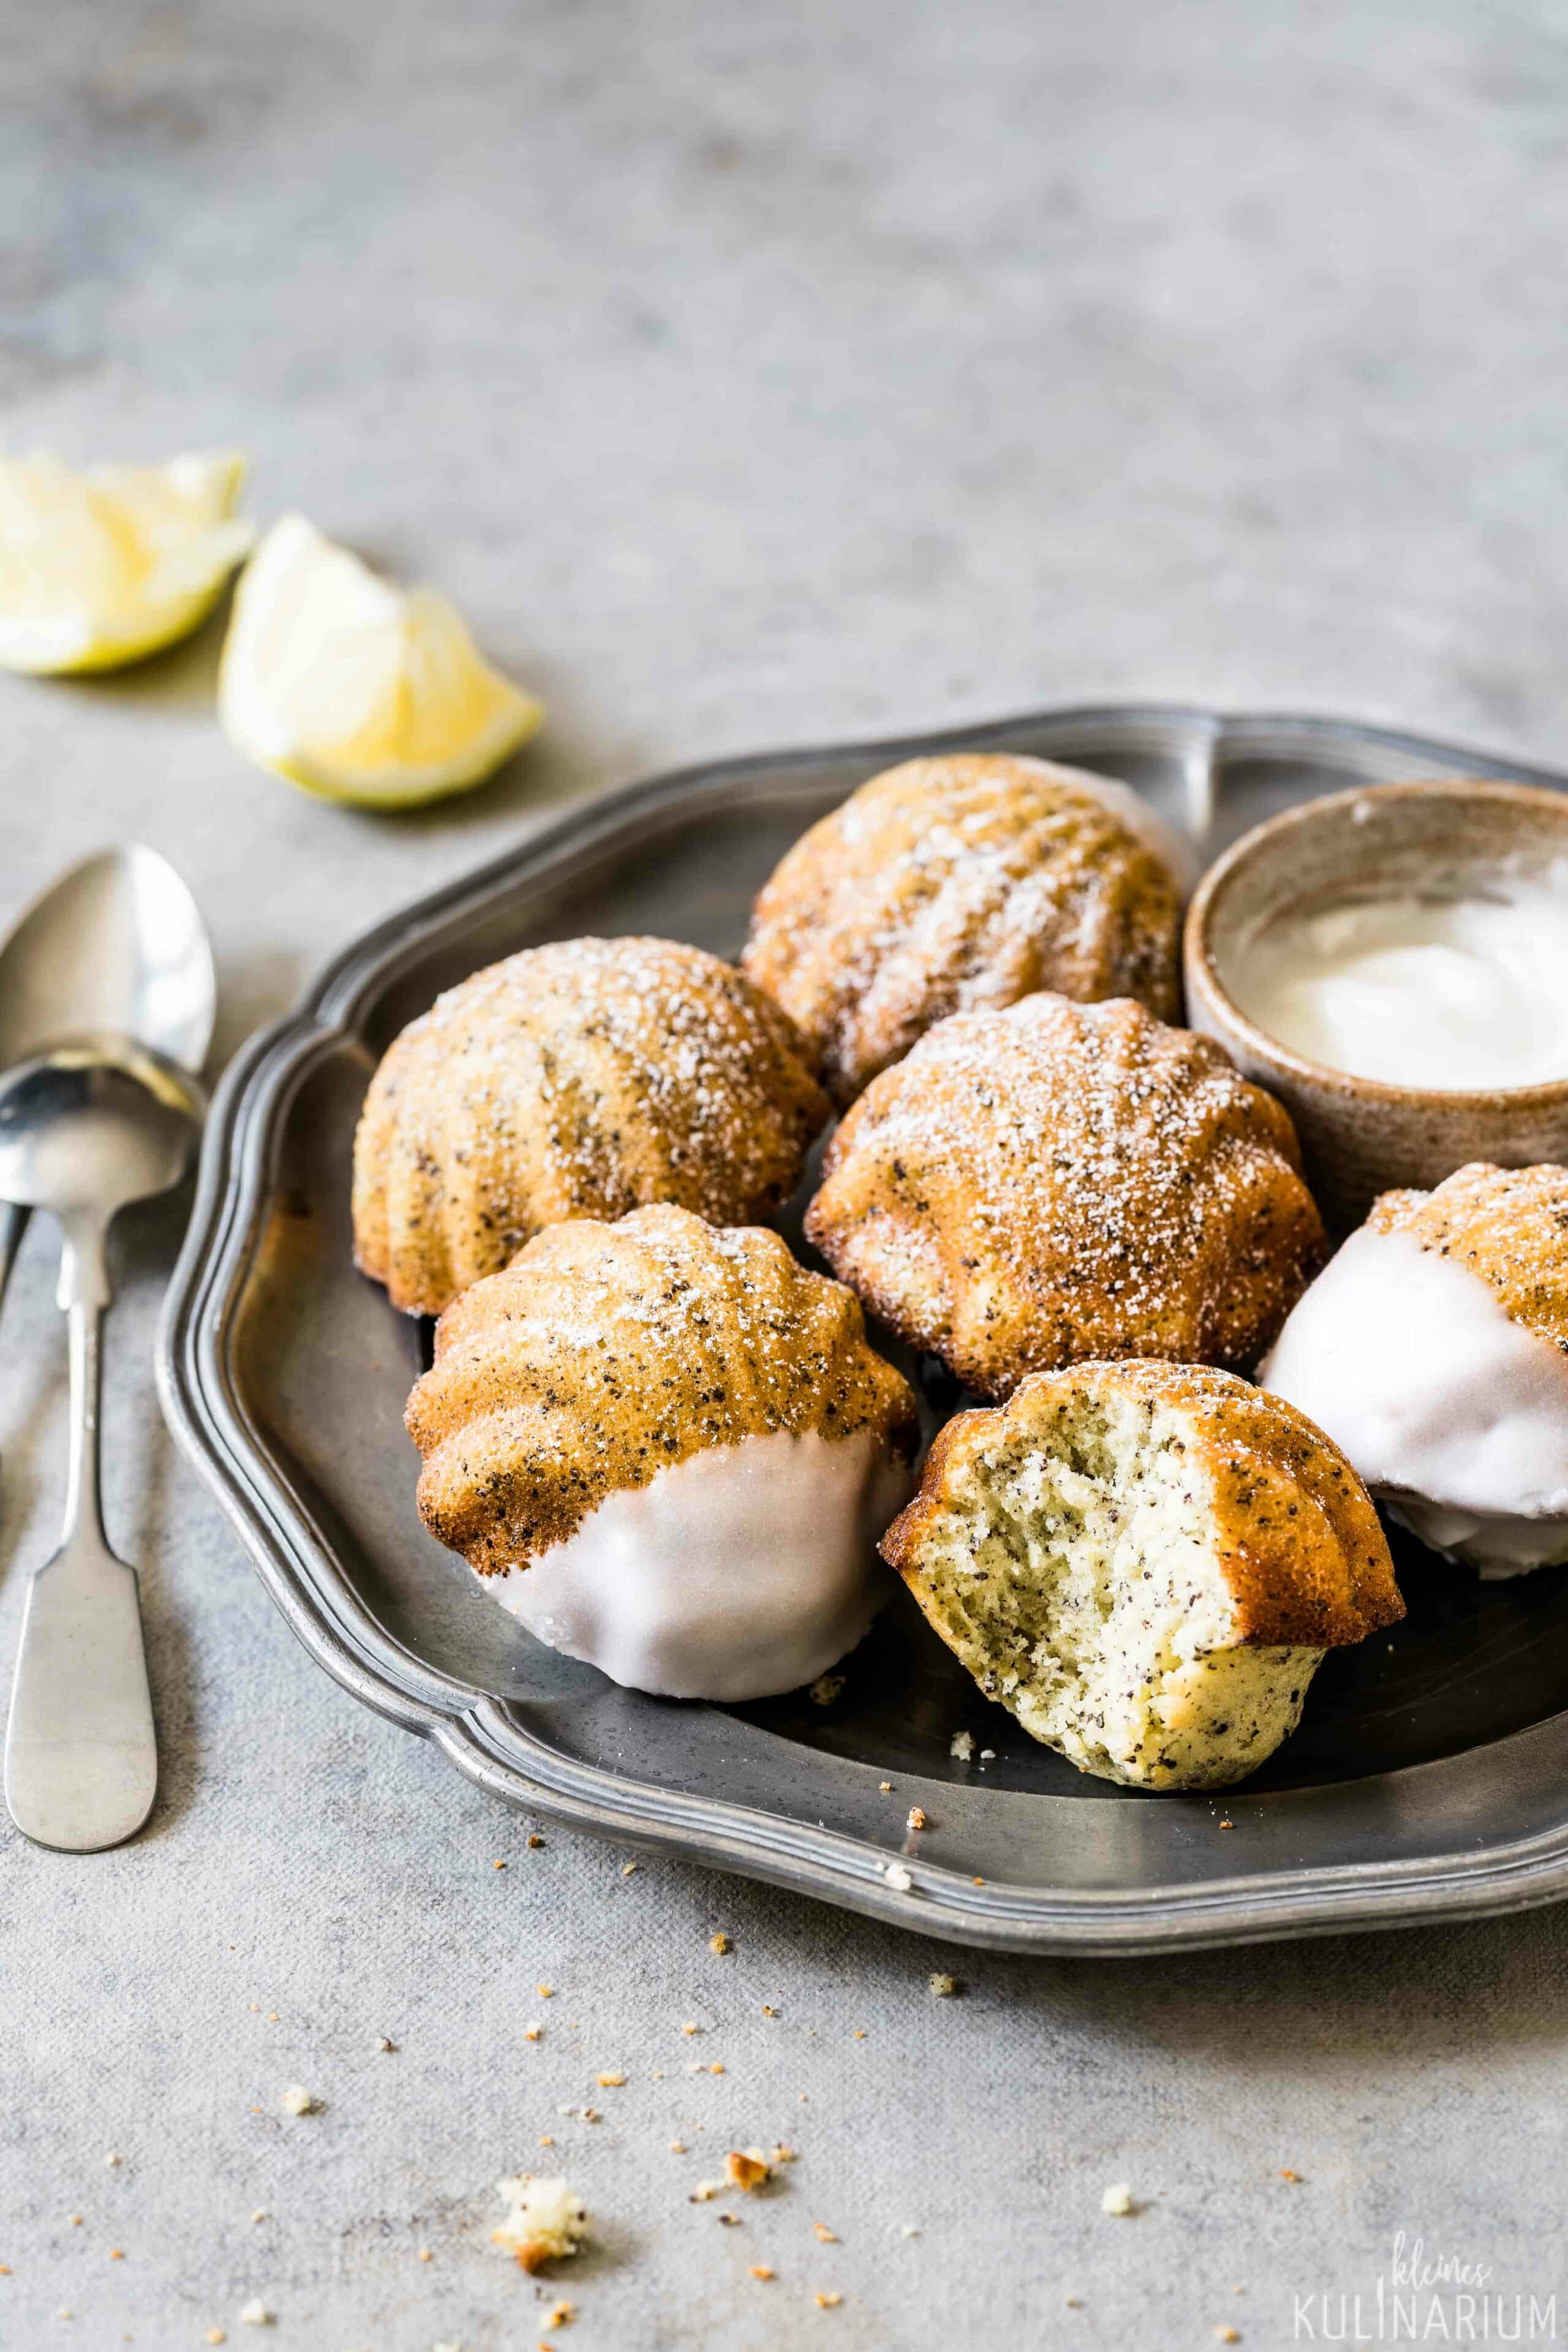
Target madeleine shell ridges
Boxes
[806,991,1326,1398]
[353,935,831,1315]
[405,1202,921,1574]
[742,752,1187,1107]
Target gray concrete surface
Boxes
[3,1,1568,2345]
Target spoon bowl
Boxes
[0,846,215,1075]
[0,846,215,1318]
[0,1037,205,1224]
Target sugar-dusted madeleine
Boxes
[742,752,1190,1108]
[405,1205,919,1700]
[881,1360,1403,1789]
[353,935,829,1315]
[1264,1162,1568,1577]
[806,991,1326,1398]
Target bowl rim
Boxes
[1184,775,1568,1111]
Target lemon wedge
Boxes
[218,515,543,808]
[0,450,254,674]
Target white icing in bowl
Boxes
[1229,865,1568,1090]
[480,1427,914,1699]
[1261,1226,1568,1578]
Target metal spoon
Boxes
[0,846,215,1321]
[0,1036,205,1850]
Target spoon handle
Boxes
[4,1219,157,1852]
[0,1202,25,1319]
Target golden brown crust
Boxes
[805,992,1326,1398]
[880,1360,1403,1648]
[1366,1163,1568,1355]
[742,753,1185,1108]
[405,1204,919,1575]
[353,937,829,1316]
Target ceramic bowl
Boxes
[1184,777,1568,1228]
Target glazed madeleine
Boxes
[407,1205,918,1702]
[1264,1162,1568,1576]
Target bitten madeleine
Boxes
[881,1360,1403,1789]
[353,936,829,1315]
[742,752,1191,1108]
[806,992,1326,1398]
[406,1205,919,1700]
[1264,1163,1568,1577]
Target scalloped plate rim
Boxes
[156,701,1568,1954]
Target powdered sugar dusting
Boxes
[807,992,1326,1396]
[353,937,829,1314]
[744,754,1185,1107]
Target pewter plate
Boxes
[158,704,1568,1953]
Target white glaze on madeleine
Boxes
[1262,1226,1568,1577]
[491,1427,913,1698]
